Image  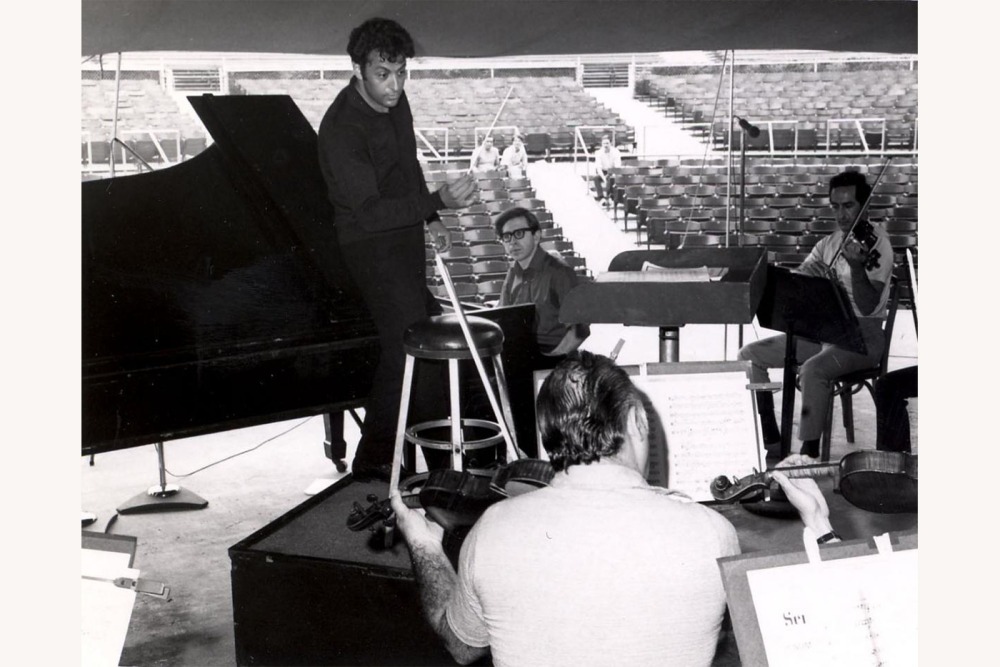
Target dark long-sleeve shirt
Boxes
[317,79,444,246]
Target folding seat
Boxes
[685,185,716,198]
[700,196,730,209]
[766,197,800,209]
[883,220,917,234]
[773,219,808,235]
[479,189,510,202]
[541,239,575,255]
[469,243,506,261]
[485,200,517,214]
[874,183,906,196]
[655,184,688,198]
[463,228,497,244]
[457,214,491,229]
[807,219,839,234]
[508,189,538,201]
[746,185,777,199]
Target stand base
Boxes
[117,485,209,515]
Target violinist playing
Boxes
[389,351,844,666]
[740,170,894,458]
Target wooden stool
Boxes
[394,314,516,474]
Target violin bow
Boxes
[434,251,523,461]
[828,156,894,269]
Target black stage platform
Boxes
[230,474,917,666]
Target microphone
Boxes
[736,116,761,138]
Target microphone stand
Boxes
[734,115,759,349]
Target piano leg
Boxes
[323,412,350,473]
[117,442,209,514]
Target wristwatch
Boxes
[816,531,841,544]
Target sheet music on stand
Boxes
[633,364,764,500]
[532,362,763,499]
[746,549,917,666]
[595,263,729,283]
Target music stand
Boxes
[756,266,866,458]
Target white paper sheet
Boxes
[746,549,918,666]
[634,371,763,500]
[82,548,139,667]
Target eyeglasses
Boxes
[500,228,536,243]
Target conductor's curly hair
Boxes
[347,18,415,67]
[536,351,646,472]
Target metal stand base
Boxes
[116,442,209,515]
[118,485,209,514]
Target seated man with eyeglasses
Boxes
[494,207,590,357]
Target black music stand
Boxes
[756,266,866,458]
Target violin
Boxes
[828,158,893,273]
[347,458,554,535]
[849,218,882,271]
[710,450,917,514]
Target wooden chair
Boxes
[814,278,901,461]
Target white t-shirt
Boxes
[446,463,740,667]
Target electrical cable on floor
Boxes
[163,416,316,479]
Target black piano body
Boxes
[82,95,381,456]
[82,94,543,461]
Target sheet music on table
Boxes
[634,370,763,501]
[595,263,729,283]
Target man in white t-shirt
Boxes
[500,134,528,178]
[470,134,501,173]
[592,134,622,207]
[390,351,838,666]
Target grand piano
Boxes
[83,94,541,475]
[82,95,381,461]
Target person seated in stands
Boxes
[875,365,917,453]
[739,170,894,458]
[592,134,622,207]
[390,351,841,667]
[470,135,501,173]
[500,134,528,178]
[493,207,590,357]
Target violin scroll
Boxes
[710,470,772,503]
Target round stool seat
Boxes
[404,315,504,360]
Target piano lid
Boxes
[82,95,375,374]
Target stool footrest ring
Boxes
[406,418,505,452]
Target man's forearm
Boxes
[406,541,486,664]
[408,540,457,628]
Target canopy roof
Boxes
[82,0,918,58]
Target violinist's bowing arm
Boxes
[389,490,489,665]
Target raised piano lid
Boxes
[82,95,379,453]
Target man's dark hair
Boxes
[347,18,415,67]
[536,351,646,472]
[493,207,540,237]
[829,170,872,205]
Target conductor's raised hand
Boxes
[389,488,445,549]
[427,219,452,253]
[439,174,478,210]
